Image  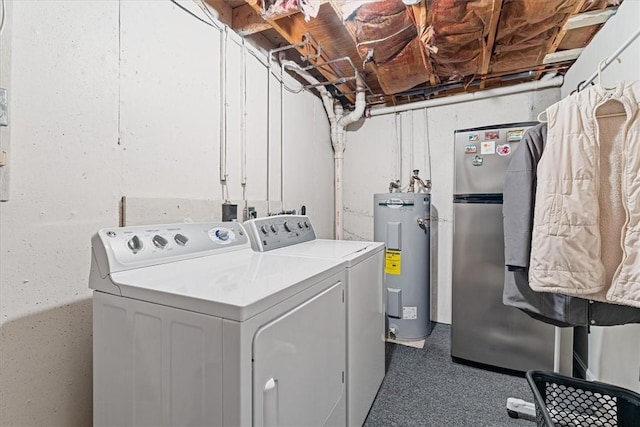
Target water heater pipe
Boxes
[280,60,366,239]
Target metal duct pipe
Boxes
[370,76,564,116]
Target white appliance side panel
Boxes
[93,292,224,427]
[94,295,133,427]
[252,282,346,427]
[347,251,385,427]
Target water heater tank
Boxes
[374,193,431,340]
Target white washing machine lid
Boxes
[263,239,384,267]
[108,250,345,321]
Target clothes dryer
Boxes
[89,221,347,427]
[244,215,385,427]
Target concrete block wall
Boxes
[0,1,334,425]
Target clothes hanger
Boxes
[538,58,624,123]
[597,58,606,86]
[595,57,626,119]
[537,110,547,123]
[597,57,620,91]
[537,59,609,122]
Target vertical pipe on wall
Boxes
[409,110,414,173]
[240,39,248,207]
[266,56,271,211]
[280,61,285,212]
[277,60,365,238]
[219,27,228,199]
[423,108,432,182]
[333,103,344,240]
[394,112,402,186]
[0,0,9,201]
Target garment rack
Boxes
[577,26,640,92]
[506,24,640,422]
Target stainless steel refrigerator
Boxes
[451,122,556,372]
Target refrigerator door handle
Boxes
[453,193,503,204]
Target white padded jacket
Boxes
[529,81,640,308]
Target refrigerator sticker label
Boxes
[485,131,500,140]
[468,133,479,142]
[472,155,484,166]
[507,129,524,141]
[480,141,495,155]
[464,144,477,154]
[497,144,511,156]
[403,306,417,320]
[385,250,401,275]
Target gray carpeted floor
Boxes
[364,323,535,427]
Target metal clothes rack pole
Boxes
[577,26,640,91]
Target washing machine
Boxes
[244,215,385,427]
[89,221,347,427]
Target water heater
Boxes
[374,192,431,340]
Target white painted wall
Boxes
[0,2,119,425]
[343,88,561,323]
[0,1,334,425]
[561,0,640,393]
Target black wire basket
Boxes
[526,370,640,427]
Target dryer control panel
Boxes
[244,215,316,252]
[91,222,250,276]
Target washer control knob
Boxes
[152,235,168,249]
[127,235,143,254]
[260,225,269,235]
[216,229,230,241]
[174,233,189,246]
[297,222,303,229]
[270,224,278,233]
[283,221,292,232]
[304,221,309,229]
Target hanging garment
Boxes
[503,123,640,326]
[529,81,640,309]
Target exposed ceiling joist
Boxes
[232,3,271,36]
[543,47,584,64]
[534,0,589,80]
[564,8,617,31]
[242,1,361,102]
[479,0,504,89]
[202,0,232,26]
[201,0,625,108]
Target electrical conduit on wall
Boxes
[280,60,365,239]
[219,26,228,200]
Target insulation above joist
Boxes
[342,0,622,96]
